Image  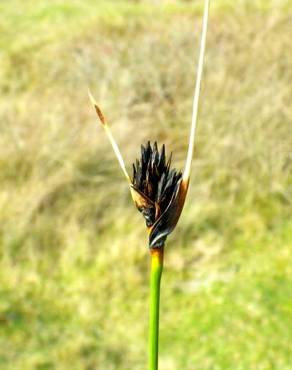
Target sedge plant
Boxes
[89,1,210,368]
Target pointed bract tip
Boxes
[88,89,106,126]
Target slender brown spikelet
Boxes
[94,104,106,125]
[88,90,106,125]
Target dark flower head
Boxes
[131,142,181,226]
[130,142,186,249]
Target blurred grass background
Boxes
[0,0,291,369]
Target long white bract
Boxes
[183,0,210,183]
[88,90,131,182]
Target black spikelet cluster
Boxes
[132,142,182,228]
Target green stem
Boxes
[149,247,164,370]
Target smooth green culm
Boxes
[149,248,164,370]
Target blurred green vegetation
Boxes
[0,0,291,369]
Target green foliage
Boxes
[0,1,291,369]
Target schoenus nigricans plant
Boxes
[89,1,210,369]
